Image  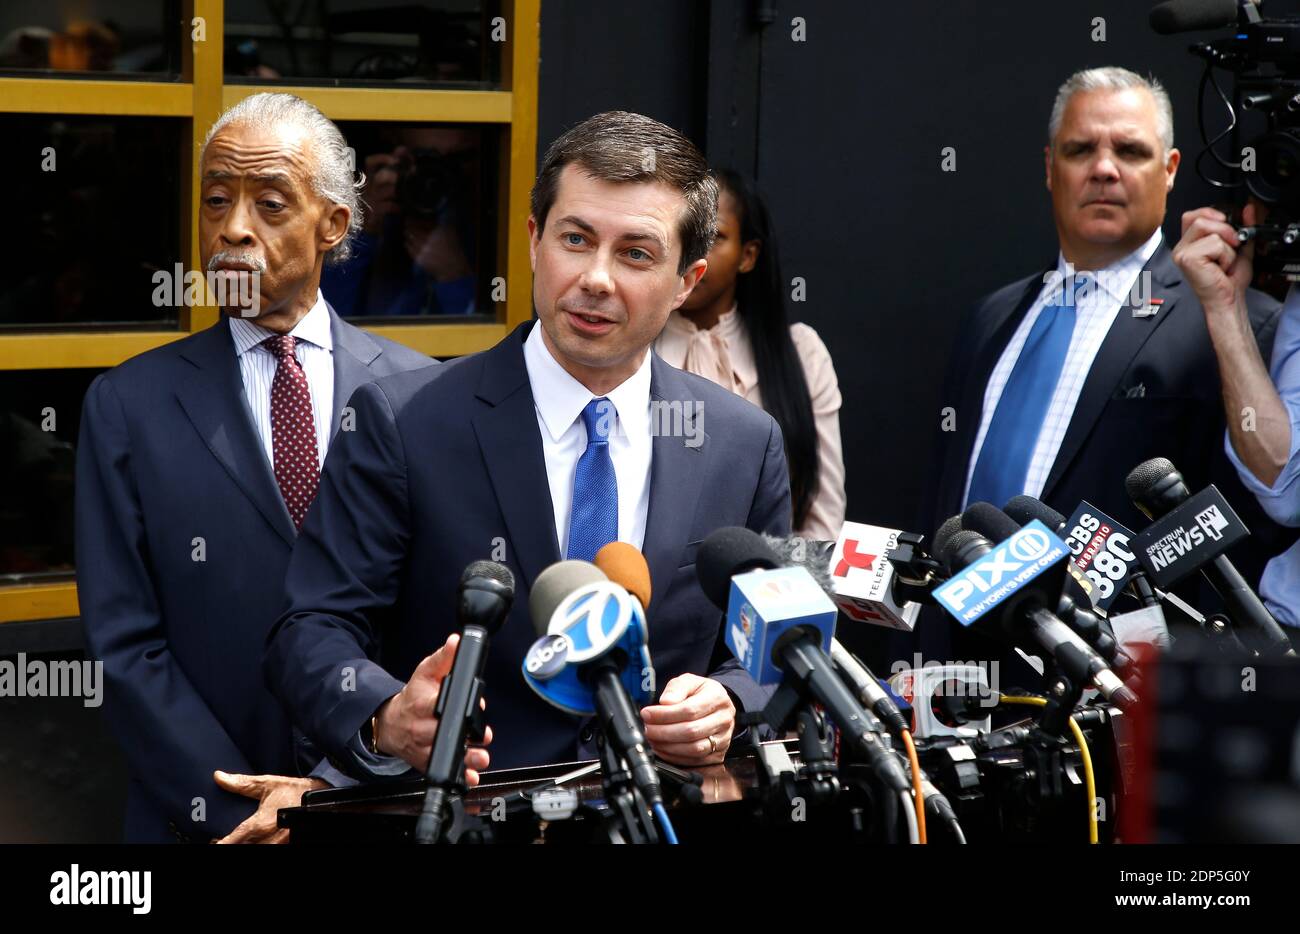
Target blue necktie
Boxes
[566,398,619,562]
[966,274,1087,510]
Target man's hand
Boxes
[1173,204,1262,320]
[213,772,327,844]
[372,633,493,779]
[640,674,735,766]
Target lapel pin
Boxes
[1132,297,1164,319]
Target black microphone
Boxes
[1126,458,1294,659]
[937,526,1137,710]
[414,560,515,844]
[965,502,1126,668]
[1006,494,1168,619]
[696,528,911,793]
[1149,0,1239,35]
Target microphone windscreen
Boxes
[528,560,607,636]
[1004,495,1067,532]
[763,533,836,594]
[595,541,652,611]
[1125,456,1178,502]
[1149,0,1237,35]
[932,515,964,562]
[962,502,1021,543]
[940,530,987,574]
[696,527,781,610]
[461,559,516,597]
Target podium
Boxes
[278,747,780,844]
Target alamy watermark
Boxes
[0,653,103,707]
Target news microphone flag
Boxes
[932,520,1071,626]
[1130,485,1249,589]
[724,565,837,687]
[827,522,922,631]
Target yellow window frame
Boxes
[0,0,540,622]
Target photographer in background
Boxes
[322,126,480,317]
[1174,200,1300,641]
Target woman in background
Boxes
[656,169,846,540]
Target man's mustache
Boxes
[207,251,268,273]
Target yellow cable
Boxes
[997,694,1099,844]
[900,729,927,844]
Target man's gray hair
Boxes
[1048,66,1175,155]
[201,92,363,264]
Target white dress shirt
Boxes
[229,291,334,473]
[963,227,1164,506]
[523,322,653,557]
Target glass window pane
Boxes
[224,0,503,88]
[0,115,182,330]
[324,121,499,320]
[0,1,180,78]
[0,368,101,583]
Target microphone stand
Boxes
[594,732,659,844]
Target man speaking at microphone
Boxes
[265,111,792,778]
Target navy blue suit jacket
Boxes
[75,305,435,842]
[899,242,1293,675]
[264,321,792,777]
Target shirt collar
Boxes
[1054,227,1164,304]
[523,321,653,444]
[229,290,333,356]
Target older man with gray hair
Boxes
[74,93,466,842]
[910,66,1287,682]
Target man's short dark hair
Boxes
[530,111,718,275]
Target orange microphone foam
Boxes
[594,541,652,610]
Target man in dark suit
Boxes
[264,111,791,779]
[911,67,1288,677]
[75,93,438,842]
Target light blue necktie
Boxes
[566,398,619,562]
[966,274,1088,510]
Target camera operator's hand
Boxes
[361,146,410,237]
[404,216,473,282]
[1173,203,1262,323]
[372,633,493,780]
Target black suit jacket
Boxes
[908,241,1292,672]
[264,321,793,777]
[75,306,436,841]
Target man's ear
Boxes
[673,258,708,309]
[739,239,761,275]
[527,215,540,272]
[1044,145,1053,193]
[319,204,350,255]
[1165,147,1181,191]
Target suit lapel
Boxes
[174,320,297,546]
[1041,243,1181,500]
[471,323,562,588]
[327,303,383,444]
[642,356,707,620]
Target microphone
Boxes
[744,533,911,736]
[521,557,663,810]
[414,560,515,844]
[1149,0,1240,35]
[964,502,1126,668]
[594,541,652,612]
[1126,457,1294,659]
[1006,494,1172,644]
[697,528,911,792]
[932,519,1137,710]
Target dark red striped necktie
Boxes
[263,334,320,531]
